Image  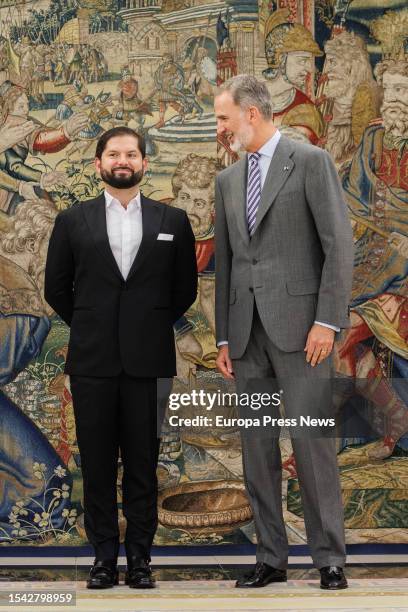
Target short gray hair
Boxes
[217,74,272,120]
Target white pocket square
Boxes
[157,233,174,241]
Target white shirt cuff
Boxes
[315,320,340,332]
[217,323,339,348]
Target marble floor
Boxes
[1,566,408,611]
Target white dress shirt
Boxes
[218,131,338,347]
[256,128,282,190]
[105,190,143,280]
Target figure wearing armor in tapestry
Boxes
[183,46,217,103]
[262,9,324,144]
[116,66,152,126]
[153,53,203,128]
[55,81,115,160]
[54,45,70,84]
[55,79,89,121]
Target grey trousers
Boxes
[232,308,346,570]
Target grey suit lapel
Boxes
[252,135,295,236]
[230,157,250,246]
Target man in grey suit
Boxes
[214,75,354,590]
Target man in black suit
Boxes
[45,127,197,589]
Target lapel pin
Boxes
[283,165,290,171]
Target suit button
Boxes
[249,287,253,293]
[252,258,258,265]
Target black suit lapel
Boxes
[82,194,123,280]
[126,194,164,280]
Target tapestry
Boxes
[0,0,407,547]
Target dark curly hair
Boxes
[171,154,223,197]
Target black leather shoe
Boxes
[86,559,118,589]
[320,566,348,590]
[235,562,287,588]
[125,557,155,589]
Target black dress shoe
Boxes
[320,566,348,590]
[86,559,118,589]
[125,557,155,589]
[235,562,287,588]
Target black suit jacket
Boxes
[44,193,197,377]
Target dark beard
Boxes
[100,167,144,189]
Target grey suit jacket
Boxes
[215,134,354,358]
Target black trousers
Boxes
[70,372,160,561]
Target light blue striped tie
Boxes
[247,152,261,236]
